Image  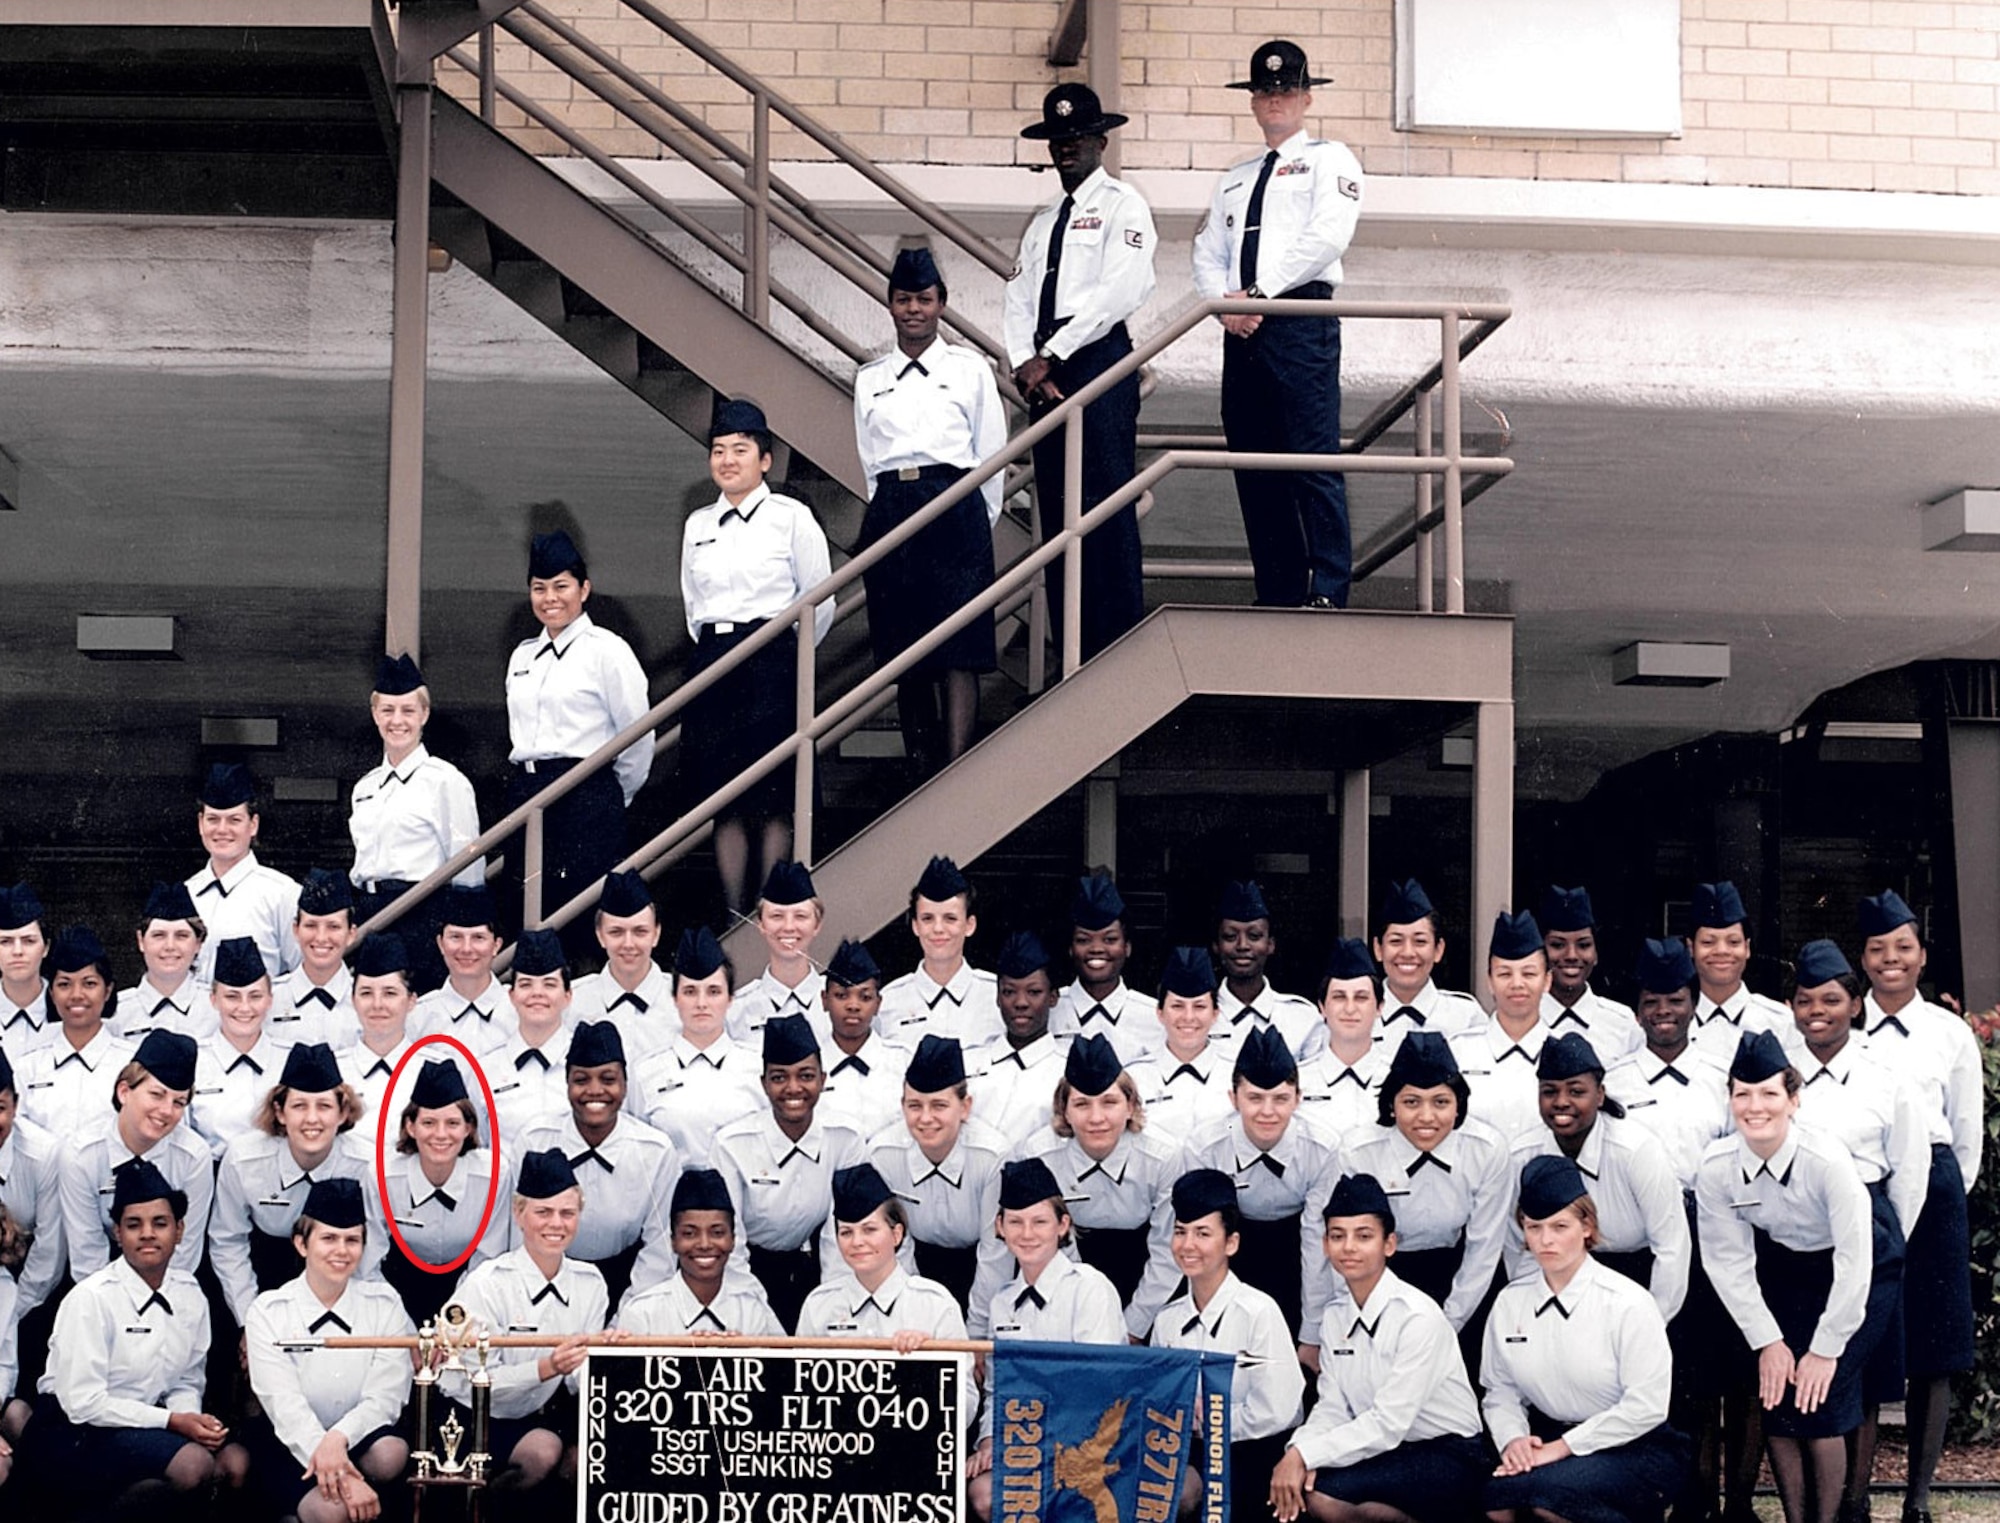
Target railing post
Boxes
[1027,584,1049,694]
[1061,410,1084,679]
[478,24,496,123]
[792,612,817,862]
[523,807,546,928]
[385,75,434,661]
[1413,387,1434,613]
[1440,312,1465,615]
[747,92,772,323]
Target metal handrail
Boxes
[352,297,1510,951]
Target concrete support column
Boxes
[1085,762,1118,871]
[1946,720,2000,1012]
[1471,701,1515,1000]
[384,80,433,658]
[1339,770,1370,938]
[1089,0,1122,176]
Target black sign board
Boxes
[579,1347,966,1523]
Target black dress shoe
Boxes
[1305,594,1340,610]
[1901,1507,1933,1523]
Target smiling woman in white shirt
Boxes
[679,398,836,915]
[852,247,1006,774]
[348,652,483,994]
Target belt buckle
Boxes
[897,466,921,482]
[712,621,736,636]
[523,759,537,775]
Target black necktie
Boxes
[1035,193,1075,347]
[1256,1153,1285,1178]
[691,1306,725,1332]
[1,1010,32,1030]
[608,991,648,1014]
[56,1050,88,1070]
[1332,1067,1367,1087]
[570,1147,615,1174]
[1168,1063,1205,1085]
[228,1053,264,1076]
[1711,1007,1743,1028]
[1550,1009,1587,1030]
[457,1003,486,1024]
[1238,149,1279,289]
[517,1049,552,1071]
[1875,1013,1910,1038]
[1497,1044,1533,1064]
[998,1049,1028,1069]
[830,1054,870,1078]
[366,1059,393,1079]
[1181,1312,1204,1335]
[1806,1067,1840,1086]
[1536,1294,1570,1320]
[535,640,564,660]
[1348,1314,1378,1340]
[1385,1005,1425,1027]
[141,1290,174,1317]
[310,1310,351,1334]
[914,1164,958,1189]
[1081,1004,1113,1026]
[198,879,229,899]
[150,996,179,1018]
[418,1188,458,1212]
[1015,1284,1046,1312]
[777,1145,810,1168]
[1650,1064,1690,1086]
[897,358,928,379]
[532,1280,568,1306]
[927,984,964,1011]
[1233,1006,1261,1026]
[299,987,337,1010]
[1408,1151,1450,1175]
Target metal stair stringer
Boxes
[770,605,1516,955]
[426,90,867,505]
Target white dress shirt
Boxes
[512,1113,682,1290]
[798,1265,969,1341]
[854,337,1006,522]
[111,978,218,1043]
[0,980,51,1061]
[1694,1122,1873,1359]
[1480,1255,1672,1454]
[1689,989,1788,1059]
[1380,982,1486,1043]
[1506,1116,1692,1322]
[1862,993,1983,1187]
[1151,1271,1303,1441]
[627,1035,766,1169]
[42,1256,208,1425]
[13,1027,134,1131]
[1020,1126,1185,1339]
[337,1035,422,1127]
[381,1149,508,1271]
[876,962,1003,1051]
[485,1028,576,1143]
[414,976,517,1056]
[726,968,828,1043]
[1183,1110,1342,1319]
[1192,128,1364,299]
[680,483,836,644]
[195,1031,302,1156]
[1050,980,1164,1067]
[817,1035,910,1142]
[349,744,484,890]
[1002,165,1158,368]
[187,852,303,983]
[1217,980,1326,1062]
[505,610,653,804]
[713,1112,866,1256]
[60,1119,216,1282]
[568,965,680,1060]
[1604,1045,1732,1191]
[210,1130,384,1323]
[445,1248,609,1418]
[1124,1047,1238,1146]
[0,1269,14,1403]
[616,1271,783,1337]
[1538,988,1642,1062]
[270,966,354,1049]
[1292,1268,1483,1469]
[982,1252,1127,1439]
[967,1034,1070,1148]
[245,1276,414,1464]
[1449,1021,1550,1144]
[1788,1033,1932,1236]
[0,1115,67,1316]
[867,1116,1014,1337]
[1297,1045,1388,1137]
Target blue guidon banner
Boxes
[992,1343,1236,1523]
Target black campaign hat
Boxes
[825,938,881,989]
[410,1058,469,1110]
[761,859,817,907]
[996,930,1053,980]
[597,869,654,920]
[915,855,970,902]
[1159,946,1217,999]
[142,880,199,924]
[1857,890,1919,939]
[517,1147,580,1199]
[373,652,424,696]
[1021,82,1129,140]
[212,936,268,989]
[887,247,945,298]
[567,1020,627,1070]
[511,928,567,978]
[1635,937,1696,993]
[831,1163,896,1223]
[1171,1168,1237,1223]
[199,761,258,810]
[904,1034,966,1092]
[302,1177,366,1230]
[279,1042,342,1094]
[673,926,726,980]
[439,884,498,930]
[352,932,409,979]
[1489,909,1544,961]
[999,1157,1064,1211]
[1693,881,1748,930]
[298,868,354,918]
[1729,1029,1791,1084]
[1070,871,1126,931]
[1233,1025,1298,1089]
[709,397,769,442]
[1518,1155,1589,1220]
[1540,885,1595,933]
[110,1159,186,1221]
[672,1167,734,1218]
[1228,40,1332,92]
[133,1030,198,1092]
[528,529,585,580]
[1324,1172,1395,1227]
[1063,1033,1123,1095]
[762,1012,819,1066]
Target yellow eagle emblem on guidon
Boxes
[1052,1397,1130,1523]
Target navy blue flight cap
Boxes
[438,884,499,931]
[1635,937,1696,993]
[517,1148,581,1199]
[709,397,769,442]
[1171,1168,1237,1224]
[567,1020,626,1070]
[50,924,108,974]
[1020,82,1129,140]
[887,247,945,299]
[761,859,817,907]
[597,869,654,920]
[1489,909,1544,961]
[279,1042,342,1094]
[1857,890,1919,939]
[831,1163,896,1223]
[825,938,882,989]
[110,1159,187,1221]
[199,762,258,810]
[303,1177,367,1230]
[1538,1032,1606,1082]
[1232,1025,1298,1090]
[995,930,1053,981]
[1518,1155,1589,1220]
[673,926,726,980]
[761,1013,819,1066]
[1692,881,1749,930]
[915,855,970,903]
[211,936,268,989]
[1794,939,1853,987]
[1063,1033,1123,1096]
[1381,1031,1461,1096]
[298,868,354,918]
[1228,40,1333,92]
[672,1167,734,1219]
[1159,946,1217,1000]
[373,652,424,696]
[1217,880,1270,924]
[1378,879,1436,928]
[904,1034,966,1092]
[352,932,409,980]
[133,1030,198,1092]
[410,1059,469,1110]
[1324,1172,1396,1228]
[1070,871,1126,931]
[1322,937,1377,982]
[1540,886,1596,933]
[999,1157,1064,1212]
[511,928,567,978]
[0,882,44,933]
[1729,1029,1791,1085]
[527,529,585,581]
[142,880,199,925]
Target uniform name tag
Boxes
[1625,1099,1658,1110]
[258,1196,292,1208]
[994,1322,1024,1335]
[1504,1335,1528,1344]
[1331,1347,1357,1357]
[1730,1199,1759,1210]
[507,1323,539,1334]
[828,1322,861,1333]
[751,1175,783,1187]
[124,1325,156,1335]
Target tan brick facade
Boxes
[455,0,1999,194]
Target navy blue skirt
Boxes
[242,1412,404,1514]
[681,619,805,820]
[1316,1431,1489,1523]
[1903,1143,1974,1377]
[1752,1222,1897,1439]
[1483,1417,1690,1523]
[859,464,997,675]
[15,1391,195,1503]
[1670,1195,1752,1403]
[1858,1182,1908,1406]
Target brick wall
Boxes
[454,0,1999,194]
